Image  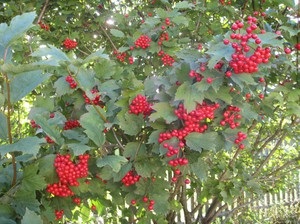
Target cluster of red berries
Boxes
[220,106,242,129]
[158,32,169,45]
[158,50,175,66]
[65,75,77,89]
[55,209,64,220]
[219,0,231,5]
[134,35,151,49]
[30,120,40,129]
[214,61,224,71]
[131,196,155,211]
[129,94,152,116]
[234,131,247,149]
[121,170,141,187]
[38,21,50,31]
[72,197,81,206]
[224,17,271,74]
[46,154,89,197]
[63,120,81,130]
[83,89,102,105]
[189,70,203,82]
[63,38,77,50]
[158,103,219,165]
[128,56,134,64]
[113,50,127,62]
[45,135,55,144]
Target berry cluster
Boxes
[63,120,81,130]
[121,170,141,187]
[113,50,127,62]
[30,120,40,129]
[38,21,50,31]
[158,50,175,66]
[189,70,203,82]
[55,209,64,220]
[83,89,102,105]
[168,157,189,167]
[134,35,151,49]
[129,94,152,116]
[225,17,271,74]
[63,38,77,50]
[131,196,155,211]
[65,75,77,89]
[220,106,242,129]
[219,0,231,5]
[128,56,134,64]
[45,135,55,144]
[72,197,81,206]
[234,131,247,149]
[158,32,169,45]
[158,103,219,165]
[46,154,89,197]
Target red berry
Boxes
[131,199,137,205]
[223,39,230,45]
[143,196,149,203]
[206,77,213,84]
[284,47,292,54]
[295,43,300,51]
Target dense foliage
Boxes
[0,0,299,223]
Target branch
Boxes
[99,24,118,52]
[37,0,50,24]
[252,131,287,178]
[179,182,192,224]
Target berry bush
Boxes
[0,1,299,223]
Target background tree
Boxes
[0,0,299,223]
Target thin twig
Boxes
[37,0,50,24]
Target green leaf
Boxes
[67,143,91,156]
[174,1,194,9]
[13,189,40,215]
[117,112,144,136]
[0,137,44,157]
[21,208,43,224]
[242,103,258,120]
[54,76,75,96]
[83,48,109,64]
[8,71,51,103]
[22,164,46,191]
[38,154,56,179]
[257,32,283,47]
[31,45,70,62]
[185,132,218,151]
[76,68,95,91]
[149,102,177,124]
[0,112,8,140]
[206,42,235,69]
[110,29,125,38]
[0,204,14,219]
[172,16,189,26]
[34,115,64,145]
[0,12,36,47]
[123,142,140,159]
[230,74,256,90]
[80,105,105,147]
[190,158,208,181]
[96,155,128,172]
[175,82,203,112]
[0,217,15,224]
